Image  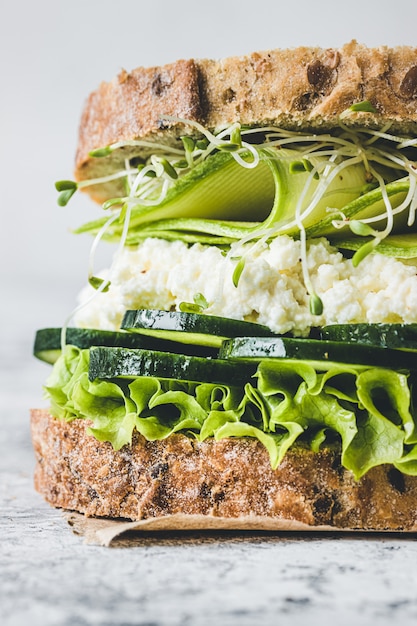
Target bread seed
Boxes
[400,66,417,98]
[307,60,333,93]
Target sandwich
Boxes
[31,41,417,531]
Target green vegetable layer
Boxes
[45,344,417,480]
[73,148,380,245]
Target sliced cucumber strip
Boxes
[332,232,417,260]
[75,150,276,240]
[34,327,217,364]
[89,346,258,385]
[121,309,275,348]
[320,323,417,352]
[219,336,417,371]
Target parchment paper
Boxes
[63,511,413,546]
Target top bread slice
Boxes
[75,41,417,203]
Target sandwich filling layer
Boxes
[44,67,417,488]
[74,235,417,336]
[45,342,417,481]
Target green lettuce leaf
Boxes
[45,345,89,421]
[394,444,417,475]
[356,369,416,443]
[254,359,414,479]
[343,410,404,478]
[211,420,303,470]
[44,345,417,479]
[129,377,206,440]
[74,374,137,449]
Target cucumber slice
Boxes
[88,346,258,385]
[219,336,417,371]
[121,309,275,348]
[34,327,218,364]
[320,323,417,352]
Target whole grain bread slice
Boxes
[75,41,417,202]
[31,409,417,531]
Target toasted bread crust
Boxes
[75,41,417,202]
[31,409,417,530]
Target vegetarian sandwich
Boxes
[32,41,417,530]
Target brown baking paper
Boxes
[63,511,365,546]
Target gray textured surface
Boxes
[2,284,417,626]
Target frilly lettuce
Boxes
[45,345,417,479]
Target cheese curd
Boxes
[74,236,417,335]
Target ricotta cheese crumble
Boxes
[74,236,417,336]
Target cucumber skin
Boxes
[121,309,275,347]
[33,327,218,364]
[219,336,417,371]
[89,346,258,386]
[320,323,417,351]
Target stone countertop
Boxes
[2,284,417,626]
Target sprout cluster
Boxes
[56,102,417,317]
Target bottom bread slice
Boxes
[30,409,417,531]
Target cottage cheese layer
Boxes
[74,236,417,336]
